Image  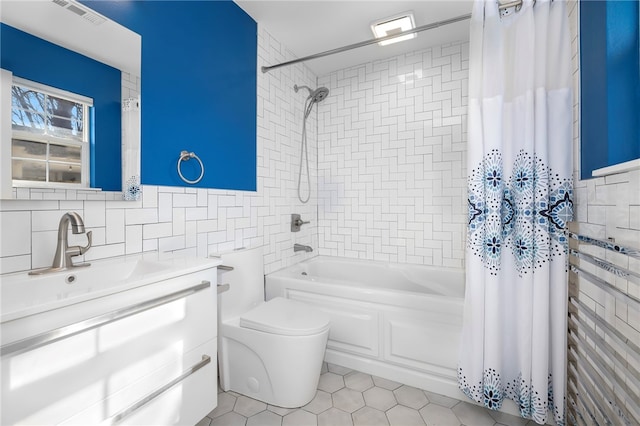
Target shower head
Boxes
[311,87,329,103]
[294,84,330,103]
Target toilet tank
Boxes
[216,246,265,321]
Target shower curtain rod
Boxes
[260,0,523,74]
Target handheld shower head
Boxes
[294,84,330,103]
[311,87,329,103]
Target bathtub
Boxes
[265,256,466,401]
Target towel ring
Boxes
[177,150,204,184]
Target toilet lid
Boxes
[239,297,330,336]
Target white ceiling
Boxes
[235,1,474,76]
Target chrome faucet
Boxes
[294,243,313,253]
[29,212,92,275]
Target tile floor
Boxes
[197,363,539,426]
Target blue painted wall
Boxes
[580,0,640,179]
[83,0,257,191]
[0,23,122,191]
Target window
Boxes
[10,78,92,187]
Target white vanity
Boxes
[0,253,220,425]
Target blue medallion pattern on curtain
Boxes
[458,368,565,424]
[467,149,573,276]
[463,147,572,425]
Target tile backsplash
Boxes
[0,27,318,276]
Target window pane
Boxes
[12,86,45,113]
[46,117,84,141]
[11,86,46,132]
[10,81,90,187]
[12,139,47,160]
[12,110,46,132]
[12,159,46,182]
[46,96,83,138]
[49,162,81,184]
[50,143,81,163]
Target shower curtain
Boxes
[458,0,572,425]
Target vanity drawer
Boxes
[0,272,217,426]
[60,339,217,425]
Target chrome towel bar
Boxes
[569,297,640,363]
[569,264,640,311]
[567,362,613,426]
[566,222,639,426]
[567,231,640,259]
[569,248,640,283]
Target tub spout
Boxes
[294,244,313,253]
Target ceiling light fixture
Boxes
[371,12,416,46]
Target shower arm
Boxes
[260,0,523,73]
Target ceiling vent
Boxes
[371,12,416,46]
[51,0,106,25]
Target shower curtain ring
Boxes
[177,150,204,184]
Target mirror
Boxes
[0,0,141,200]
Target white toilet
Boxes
[216,246,330,408]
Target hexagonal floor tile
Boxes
[419,403,461,426]
[268,404,296,416]
[332,388,365,413]
[195,417,212,426]
[423,391,459,408]
[327,363,353,376]
[318,407,353,426]
[363,386,397,412]
[211,411,247,426]
[386,405,426,426]
[394,385,429,409]
[352,406,389,426]
[451,401,496,426]
[318,372,345,393]
[372,376,403,390]
[246,410,282,426]
[344,372,374,392]
[283,409,318,426]
[234,395,267,417]
[304,390,333,415]
[208,392,237,418]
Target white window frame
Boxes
[10,76,93,189]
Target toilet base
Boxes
[218,319,329,408]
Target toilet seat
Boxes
[239,297,330,336]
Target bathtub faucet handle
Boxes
[291,213,310,232]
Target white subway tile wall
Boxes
[0,27,318,275]
[568,1,640,419]
[316,42,469,268]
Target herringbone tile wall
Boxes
[316,42,469,268]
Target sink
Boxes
[0,253,220,323]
